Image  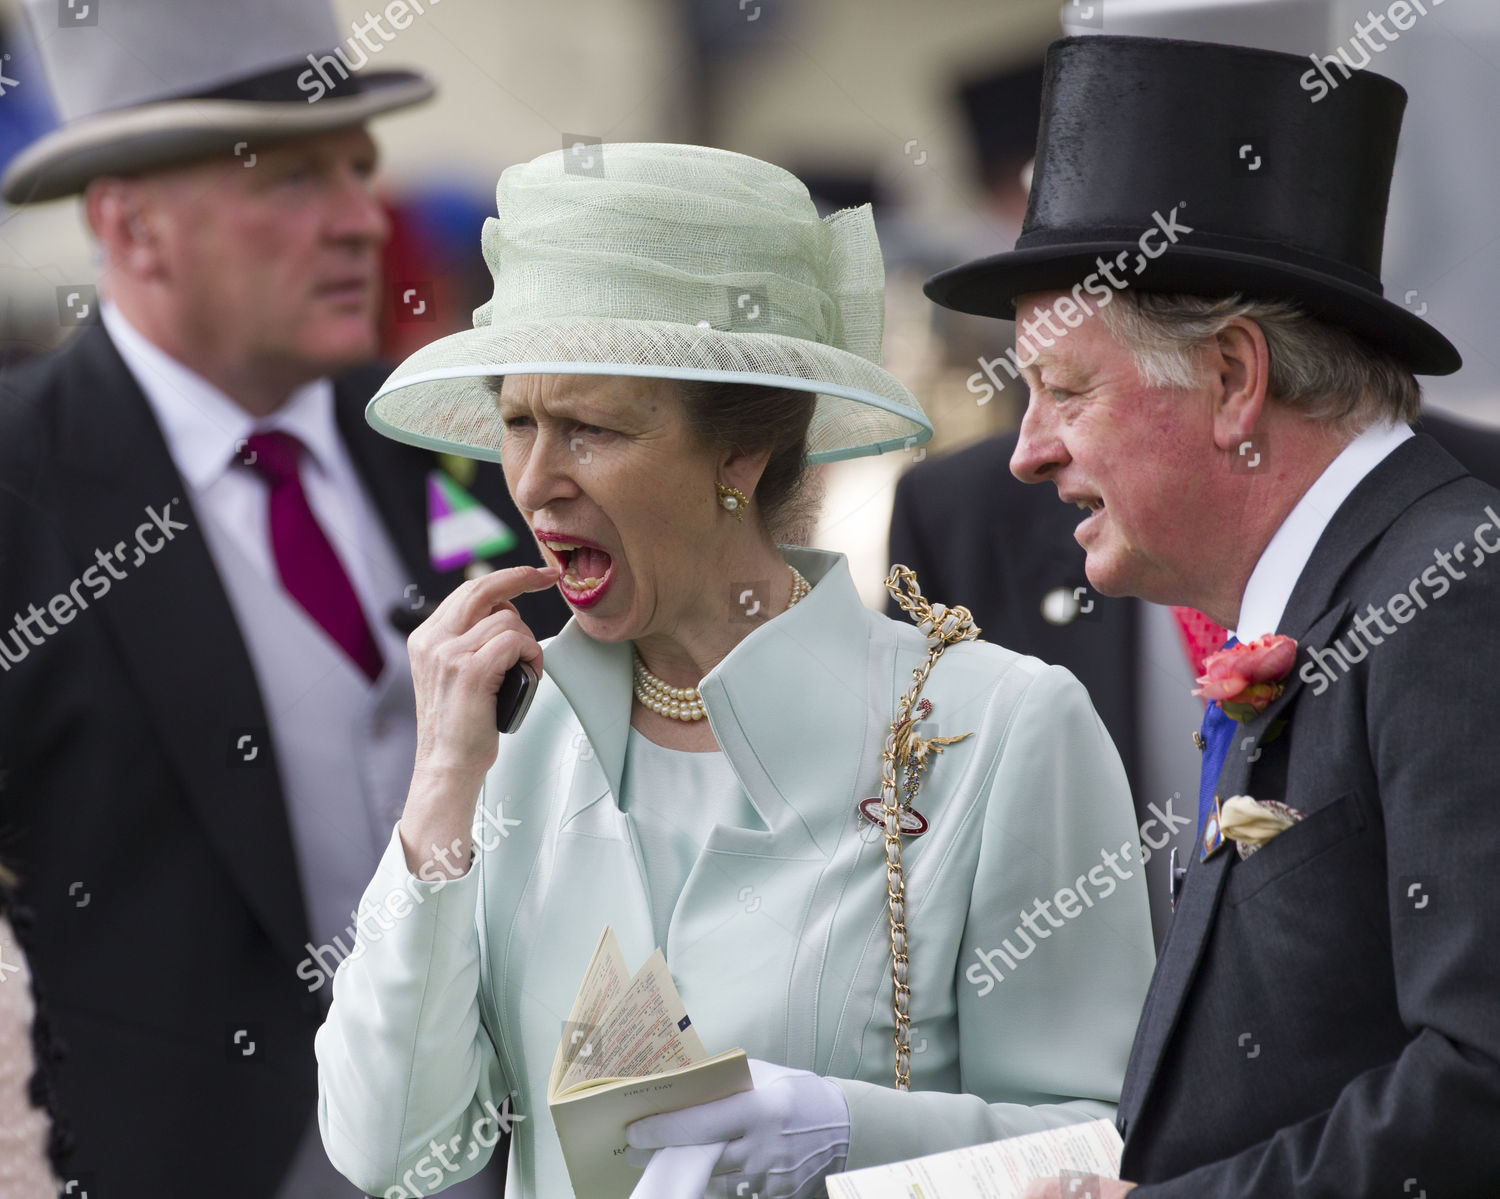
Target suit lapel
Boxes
[1120,434,1464,1135]
[54,327,310,967]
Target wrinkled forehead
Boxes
[493,372,681,425]
[132,124,379,196]
[1012,288,1125,382]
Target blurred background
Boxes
[2,0,1497,603]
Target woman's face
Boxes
[497,373,743,642]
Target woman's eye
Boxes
[501,415,533,431]
[575,423,608,436]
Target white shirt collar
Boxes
[1234,420,1413,640]
[102,301,340,491]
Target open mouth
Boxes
[1064,494,1106,538]
[538,534,616,608]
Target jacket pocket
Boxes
[1224,790,1366,906]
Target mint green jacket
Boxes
[316,548,1155,1198]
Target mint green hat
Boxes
[367,143,932,464]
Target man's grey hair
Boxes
[1097,292,1421,432]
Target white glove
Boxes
[630,1141,724,1199]
[626,1059,851,1199]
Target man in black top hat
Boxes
[927,34,1500,1198]
[0,1,563,1195]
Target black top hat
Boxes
[925,36,1461,376]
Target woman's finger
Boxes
[423,563,560,637]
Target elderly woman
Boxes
[316,143,1153,1199]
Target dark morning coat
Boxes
[890,417,1500,1193]
[1113,433,1500,1193]
[0,325,567,1196]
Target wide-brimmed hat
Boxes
[367,143,931,464]
[924,35,1461,376]
[3,0,433,205]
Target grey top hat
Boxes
[3,0,434,204]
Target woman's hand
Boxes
[625,1059,849,1199]
[398,563,560,878]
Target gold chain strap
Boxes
[879,565,979,1090]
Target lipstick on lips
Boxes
[535,531,616,609]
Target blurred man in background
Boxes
[0,0,561,1193]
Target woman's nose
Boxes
[508,430,582,513]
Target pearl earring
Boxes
[716,483,748,520]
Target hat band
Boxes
[149,57,370,107]
[1014,224,1385,295]
[481,300,830,345]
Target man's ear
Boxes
[84,178,165,280]
[1208,317,1271,453]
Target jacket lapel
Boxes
[696,547,869,861]
[541,548,866,863]
[54,327,311,967]
[1120,433,1464,1135]
[544,621,635,826]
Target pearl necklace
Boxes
[632,565,810,721]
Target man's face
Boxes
[1009,290,1217,603]
[142,125,388,381]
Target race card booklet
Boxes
[547,925,752,1199]
[826,1118,1124,1199]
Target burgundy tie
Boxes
[239,430,385,682]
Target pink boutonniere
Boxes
[1193,634,1298,723]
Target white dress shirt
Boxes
[1235,421,1414,640]
[101,302,390,609]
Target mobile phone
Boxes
[496,661,539,733]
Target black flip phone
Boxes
[496,662,539,733]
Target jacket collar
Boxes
[542,547,877,857]
[100,301,339,493]
[1234,420,1413,640]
